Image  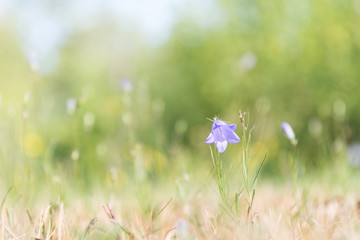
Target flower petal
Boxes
[212,127,225,142]
[227,124,236,131]
[213,120,226,129]
[281,122,295,140]
[215,141,228,153]
[205,133,215,144]
[222,126,240,143]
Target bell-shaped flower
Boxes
[281,122,297,146]
[205,120,240,153]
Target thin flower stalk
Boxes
[206,113,267,220]
[281,122,299,191]
[238,110,267,220]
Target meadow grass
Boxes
[1,2,360,238]
[0,103,359,239]
[1,164,359,240]
[0,84,357,239]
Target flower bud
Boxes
[281,122,297,146]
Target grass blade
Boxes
[252,152,267,189]
[0,187,13,213]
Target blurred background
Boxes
[1,0,360,200]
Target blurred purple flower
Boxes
[281,122,297,145]
[281,122,295,139]
[347,143,360,168]
[120,79,132,92]
[175,218,190,238]
[205,120,240,153]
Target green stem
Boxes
[290,144,297,191]
[210,145,235,218]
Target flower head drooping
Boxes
[281,122,297,146]
[205,119,240,153]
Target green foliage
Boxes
[139,0,360,167]
[0,0,359,196]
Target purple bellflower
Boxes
[281,122,297,146]
[205,120,240,153]
[120,79,133,92]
